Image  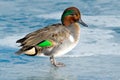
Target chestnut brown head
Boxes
[61,7,88,27]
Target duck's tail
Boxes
[15,46,42,56]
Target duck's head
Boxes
[61,7,88,27]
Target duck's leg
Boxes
[50,56,65,67]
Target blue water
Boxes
[0,0,120,80]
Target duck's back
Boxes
[16,23,71,56]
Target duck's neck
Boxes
[67,22,80,41]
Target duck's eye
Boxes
[70,13,75,16]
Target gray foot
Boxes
[50,56,65,67]
[54,62,65,67]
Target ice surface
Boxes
[0,0,120,80]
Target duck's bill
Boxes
[79,19,88,27]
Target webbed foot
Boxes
[50,56,65,67]
[54,62,65,67]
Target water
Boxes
[0,0,120,80]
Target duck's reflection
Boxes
[21,66,68,80]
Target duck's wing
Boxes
[16,24,70,54]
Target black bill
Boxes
[79,19,88,27]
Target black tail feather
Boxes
[16,38,26,43]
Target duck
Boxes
[16,7,88,67]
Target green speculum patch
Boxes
[37,40,53,47]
